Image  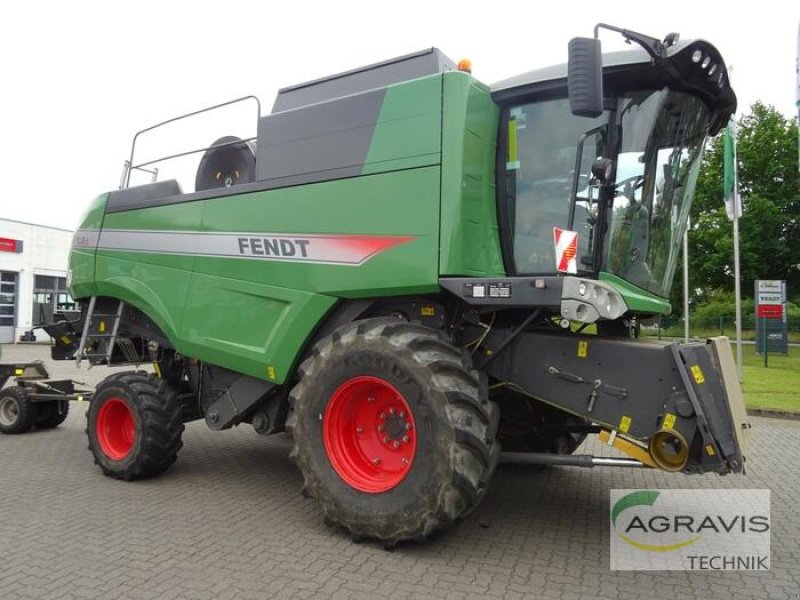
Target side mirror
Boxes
[568,37,603,118]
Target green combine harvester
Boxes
[23,24,750,546]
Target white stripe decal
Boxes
[74,229,414,266]
[553,227,578,274]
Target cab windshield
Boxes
[504,89,709,298]
[605,90,709,296]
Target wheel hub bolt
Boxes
[389,408,395,416]
[405,423,412,430]
[377,425,385,432]
[373,457,381,465]
[383,437,389,443]
[399,411,405,418]
[401,457,410,466]
[392,441,400,449]
[368,396,375,403]
[402,435,409,443]
[356,426,364,434]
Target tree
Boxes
[673,102,800,314]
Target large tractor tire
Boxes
[0,386,37,434]
[287,318,500,547]
[87,372,184,480]
[35,400,70,430]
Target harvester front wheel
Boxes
[87,372,184,480]
[0,386,37,434]
[287,318,500,546]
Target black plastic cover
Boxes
[107,180,183,212]
[272,48,454,113]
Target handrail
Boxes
[131,136,257,171]
[123,95,261,188]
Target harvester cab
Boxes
[492,25,735,307]
[42,24,750,547]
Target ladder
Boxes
[75,297,125,367]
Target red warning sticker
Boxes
[553,228,578,274]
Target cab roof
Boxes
[491,40,695,93]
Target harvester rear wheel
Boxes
[86,372,184,480]
[287,318,500,546]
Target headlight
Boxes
[560,278,628,323]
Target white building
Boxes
[0,218,74,343]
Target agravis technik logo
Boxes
[610,489,770,571]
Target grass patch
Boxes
[641,331,799,412]
[736,343,800,413]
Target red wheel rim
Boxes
[96,397,136,460]
[323,376,417,493]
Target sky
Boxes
[0,0,797,230]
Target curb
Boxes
[746,408,800,421]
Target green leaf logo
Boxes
[612,490,700,552]
[612,490,660,527]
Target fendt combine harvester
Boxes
[36,25,749,545]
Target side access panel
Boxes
[180,279,335,384]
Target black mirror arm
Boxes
[593,23,684,82]
[593,23,667,59]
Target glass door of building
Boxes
[0,272,18,343]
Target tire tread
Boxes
[0,386,37,434]
[287,317,500,545]
[87,373,184,480]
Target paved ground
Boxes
[1,344,798,600]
